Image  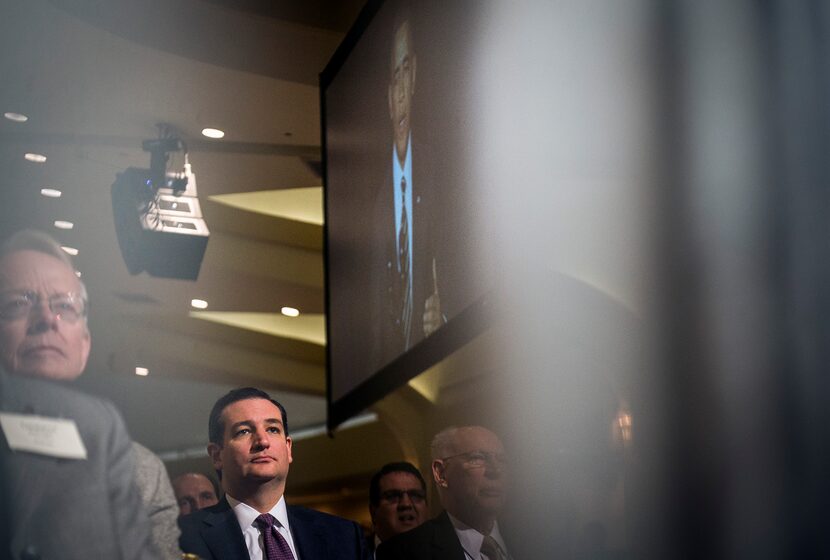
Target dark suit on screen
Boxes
[370,138,439,369]
[375,511,466,560]
[179,497,369,560]
[0,370,154,560]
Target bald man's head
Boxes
[172,472,219,516]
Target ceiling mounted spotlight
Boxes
[24,153,46,163]
[201,128,224,139]
[281,306,300,317]
[4,112,28,122]
[40,188,62,198]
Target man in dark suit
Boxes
[0,368,154,559]
[179,387,369,560]
[376,426,510,560]
[371,12,444,369]
[368,461,429,554]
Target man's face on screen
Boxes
[389,20,416,163]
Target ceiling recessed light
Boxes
[40,188,62,198]
[4,112,28,123]
[60,246,79,256]
[54,220,74,230]
[24,153,47,163]
[191,299,208,309]
[281,306,300,317]
[135,366,149,377]
[201,128,224,139]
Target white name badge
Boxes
[0,412,87,460]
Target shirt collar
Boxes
[226,494,290,534]
[392,133,412,177]
[447,513,508,559]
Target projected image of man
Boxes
[376,13,444,362]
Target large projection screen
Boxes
[322,0,493,429]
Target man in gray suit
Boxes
[0,367,154,559]
[0,230,178,558]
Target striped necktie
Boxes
[398,175,412,346]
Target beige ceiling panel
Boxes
[122,324,325,394]
[201,232,324,288]
[110,312,324,364]
[190,311,326,346]
[204,198,323,251]
[210,187,323,225]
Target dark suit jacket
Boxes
[179,497,369,560]
[375,511,465,560]
[0,371,154,560]
[370,139,438,368]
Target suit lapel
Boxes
[201,498,250,560]
[432,512,468,560]
[288,506,327,560]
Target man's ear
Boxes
[79,328,91,372]
[432,459,447,488]
[207,442,222,471]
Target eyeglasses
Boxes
[440,450,509,469]
[380,489,427,504]
[0,291,87,323]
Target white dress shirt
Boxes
[448,513,509,560]
[226,494,300,560]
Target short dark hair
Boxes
[369,461,427,507]
[208,387,289,445]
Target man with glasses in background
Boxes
[0,229,178,558]
[368,462,429,555]
[377,426,511,560]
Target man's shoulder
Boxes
[2,370,105,405]
[0,371,124,433]
[376,513,458,559]
[178,500,239,560]
[393,512,450,541]
[180,499,231,529]
[287,504,361,530]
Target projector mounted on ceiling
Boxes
[111,125,210,281]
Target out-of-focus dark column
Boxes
[650,1,830,558]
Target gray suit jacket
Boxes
[0,371,154,560]
[132,441,182,559]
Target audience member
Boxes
[0,365,154,558]
[369,461,429,553]
[0,229,181,558]
[173,472,220,516]
[377,426,510,560]
[179,387,369,559]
